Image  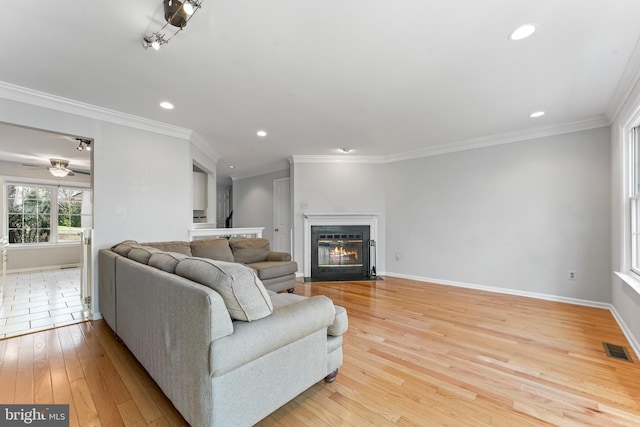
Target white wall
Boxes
[291,161,386,275]
[232,169,289,244]
[0,92,202,318]
[385,127,611,302]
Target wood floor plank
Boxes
[2,276,640,426]
[14,333,34,403]
[33,330,53,404]
[0,336,19,404]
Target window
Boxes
[7,183,92,245]
[631,126,640,275]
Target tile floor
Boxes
[0,267,87,339]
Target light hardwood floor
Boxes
[1,276,639,426]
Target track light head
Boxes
[143,0,204,50]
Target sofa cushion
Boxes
[190,238,234,262]
[148,252,189,273]
[247,261,298,280]
[127,246,162,264]
[111,240,139,256]
[229,237,271,263]
[328,305,348,336]
[175,257,273,321]
[144,241,192,256]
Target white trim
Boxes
[6,263,80,274]
[614,271,640,296]
[386,116,610,163]
[385,271,640,359]
[609,305,640,360]
[303,213,379,277]
[230,163,290,181]
[190,132,220,164]
[290,155,386,164]
[0,81,193,140]
[606,37,640,123]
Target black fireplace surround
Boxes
[309,225,373,281]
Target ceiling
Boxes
[1,0,640,181]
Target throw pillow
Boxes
[143,241,192,256]
[175,257,273,321]
[190,238,234,262]
[229,237,270,264]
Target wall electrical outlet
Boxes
[568,270,576,281]
[395,253,401,261]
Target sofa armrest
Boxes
[210,295,335,376]
[266,251,292,262]
[328,305,348,336]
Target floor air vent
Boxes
[603,342,633,362]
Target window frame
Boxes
[630,126,640,276]
[5,181,92,246]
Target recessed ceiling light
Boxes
[509,24,537,41]
[256,130,267,137]
[160,101,174,110]
[529,111,545,118]
[228,165,236,169]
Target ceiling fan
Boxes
[22,158,91,177]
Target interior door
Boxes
[217,188,230,228]
[273,178,291,253]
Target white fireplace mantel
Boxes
[303,213,379,277]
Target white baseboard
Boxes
[608,305,640,360]
[384,271,640,359]
[6,263,81,274]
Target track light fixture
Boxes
[76,138,92,151]
[142,0,204,50]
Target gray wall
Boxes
[385,127,611,302]
[232,169,290,244]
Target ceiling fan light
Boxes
[49,167,70,177]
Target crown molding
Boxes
[385,115,611,163]
[606,37,640,123]
[0,81,193,140]
[230,161,290,181]
[190,131,220,163]
[289,154,386,164]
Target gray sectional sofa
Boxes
[144,237,298,293]
[98,240,348,427]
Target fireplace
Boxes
[310,225,373,281]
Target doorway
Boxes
[273,177,291,253]
[0,123,93,339]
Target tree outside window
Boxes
[7,184,91,245]
[8,185,51,244]
[58,188,83,242]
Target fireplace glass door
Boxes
[310,225,370,280]
[318,237,363,268]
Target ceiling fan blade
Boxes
[22,163,46,168]
[71,169,91,175]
